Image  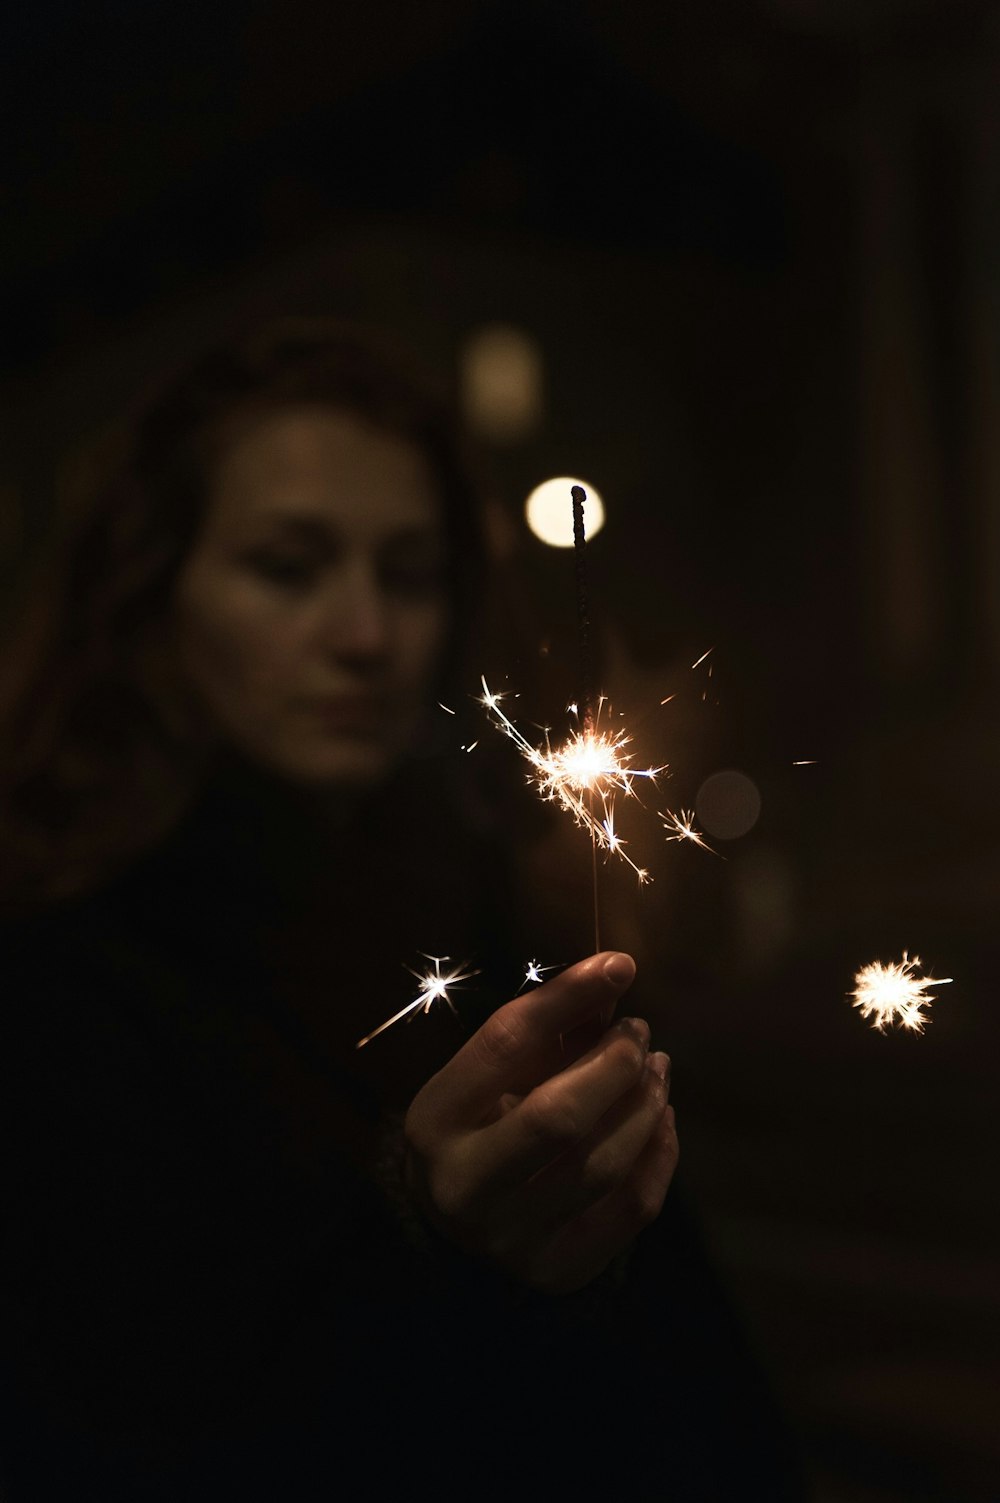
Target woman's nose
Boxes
[322,560,388,661]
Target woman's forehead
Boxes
[205,404,442,538]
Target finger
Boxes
[532,1103,679,1295]
[555,1012,614,1071]
[450,1014,651,1197]
[412,952,636,1130]
[517,1056,669,1235]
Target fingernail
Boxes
[618,1016,650,1050]
[603,952,636,987]
[648,1052,671,1101]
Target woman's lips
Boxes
[302,696,387,734]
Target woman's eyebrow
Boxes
[379,525,446,549]
[244,514,337,545]
[239,515,446,549]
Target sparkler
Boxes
[849,952,951,1034]
[481,486,662,947]
[479,486,714,945]
[478,676,663,888]
[358,486,710,1044]
[355,955,480,1049]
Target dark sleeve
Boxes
[614,1176,808,1500]
[372,1117,807,1502]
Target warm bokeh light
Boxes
[525,476,606,547]
[460,324,544,444]
[695,769,762,840]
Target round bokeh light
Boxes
[695,769,762,841]
[461,324,544,444]
[525,476,606,548]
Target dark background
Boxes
[3,3,999,1499]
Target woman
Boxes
[0,321,800,1499]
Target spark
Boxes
[519,958,561,991]
[478,676,665,883]
[660,694,676,705]
[691,647,714,671]
[792,760,817,766]
[438,702,456,715]
[659,807,716,855]
[355,954,480,1048]
[849,952,952,1034]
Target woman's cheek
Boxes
[185,602,294,716]
[400,602,449,691]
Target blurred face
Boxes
[173,405,449,787]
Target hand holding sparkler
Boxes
[403,951,676,1295]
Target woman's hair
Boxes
[0,319,487,903]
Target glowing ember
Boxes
[479,676,664,883]
[356,954,480,1048]
[849,952,951,1034]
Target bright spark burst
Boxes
[849,952,952,1034]
[355,954,480,1048]
[659,807,716,854]
[479,676,665,883]
[519,958,561,991]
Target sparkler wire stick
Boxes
[589,823,601,954]
[571,485,596,734]
[571,485,602,949]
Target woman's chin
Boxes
[253,736,398,791]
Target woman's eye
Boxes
[381,564,444,596]
[380,550,447,597]
[243,552,318,587]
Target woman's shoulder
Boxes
[1,885,120,990]
[0,820,234,1071]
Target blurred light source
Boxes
[460,324,544,444]
[696,769,761,840]
[525,476,606,548]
